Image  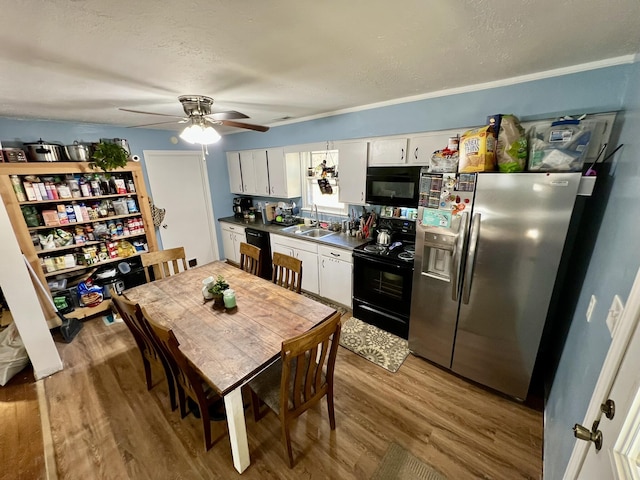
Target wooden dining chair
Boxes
[144,312,225,451]
[271,252,303,293]
[248,312,342,467]
[140,246,188,282]
[239,242,261,276]
[110,292,177,411]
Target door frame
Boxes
[564,265,640,478]
[142,149,219,263]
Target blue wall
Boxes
[544,62,640,478]
[1,62,638,477]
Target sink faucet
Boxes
[313,204,319,227]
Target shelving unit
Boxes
[0,161,158,327]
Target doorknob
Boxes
[600,399,615,420]
[573,421,603,451]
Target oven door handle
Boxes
[451,212,468,302]
[354,254,412,271]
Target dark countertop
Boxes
[218,216,368,251]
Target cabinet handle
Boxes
[401,148,405,161]
[414,147,419,160]
[322,259,325,268]
[330,252,340,257]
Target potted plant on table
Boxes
[208,275,229,306]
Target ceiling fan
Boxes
[120,95,269,144]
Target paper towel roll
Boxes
[129,155,140,162]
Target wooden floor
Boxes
[3,315,543,479]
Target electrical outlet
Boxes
[606,295,625,337]
[586,295,597,322]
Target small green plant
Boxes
[90,142,129,172]
[208,275,229,296]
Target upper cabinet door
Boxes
[252,149,270,196]
[369,138,408,165]
[337,141,368,205]
[408,129,461,165]
[268,149,301,198]
[226,152,244,194]
[239,150,257,194]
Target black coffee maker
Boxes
[233,197,253,218]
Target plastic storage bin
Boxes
[528,119,592,171]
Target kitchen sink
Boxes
[280,225,336,238]
[299,228,335,238]
[281,225,310,234]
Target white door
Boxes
[143,150,218,267]
[567,266,640,479]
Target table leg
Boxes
[224,387,250,473]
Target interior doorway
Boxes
[142,150,218,267]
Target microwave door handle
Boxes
[462,213,481,304]
[451,212,468,301]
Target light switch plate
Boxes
[586,295,597,322]
[606,295,625,337]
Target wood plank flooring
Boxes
[0,365,46,480]
[5,315,543,479]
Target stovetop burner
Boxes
[354,239,416,265]
[398,251,415,261]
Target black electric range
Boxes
[352,217,416,339]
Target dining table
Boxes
[123,260,337,473]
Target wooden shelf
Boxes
[65,300,112,321]
[36,233,146,256]
[0,161,158,330]
[29,212,143,231]
[19,192,137,206]
[43,251,146,278]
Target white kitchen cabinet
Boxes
[239,150,259,194]
[318,245,352,307]
[267,149,301,198]
[220,222,246,264]
[407,129,461,165]
[253,150,271,196]
[369,137,408,165]
[269,233,319,294]
[229,149,301,198]
[336,141,368,205]
[227,152,244,194]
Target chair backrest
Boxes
[111,291,156,358]
[143,312,207,403]
[239,242,261,276]
[280,312,341,420]
[140,246,188,282]
[272,252,303,293]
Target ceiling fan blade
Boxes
[219,120,270,132]
[119,108,185,119]
[127,119,183,128]
[206,110,250,120]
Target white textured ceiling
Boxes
[1,0,639,135]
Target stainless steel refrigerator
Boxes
[408,172,581,399]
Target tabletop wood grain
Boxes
[124,261,337,395]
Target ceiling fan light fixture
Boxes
[179,121,221,145]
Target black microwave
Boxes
[365,166,422,207]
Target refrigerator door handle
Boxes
[462,213,481,304]
[451,212,468,301]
